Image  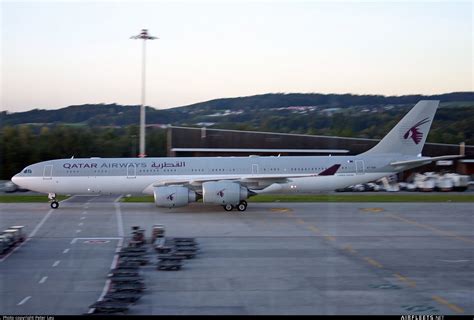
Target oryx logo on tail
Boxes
[403,117,430,144]
[167,193,176,201]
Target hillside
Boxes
[2,92,473,127]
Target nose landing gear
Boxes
[48,193,59,209]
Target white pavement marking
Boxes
[439,259,470,263]
[115,201,124,237]
[39,276,48,284]
[70,237,122,245]
[30,209,54,238]
[17,296,31,305]
[82,211,88,215]
[78,222,84,226]
[76,229,81,233]
[52,260,61,267]
[80,217,86,220]
[63,248,70,254]
[89,200,124,314]
[89,237,124,314]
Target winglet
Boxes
[318,164,341,176]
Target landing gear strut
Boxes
[48,193,59,209]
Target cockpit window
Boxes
[23,169,32,174]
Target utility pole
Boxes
[130,29,158,158]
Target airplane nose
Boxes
[11,174,19,185]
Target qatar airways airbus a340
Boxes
[11,100,461,212]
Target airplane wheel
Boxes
[51,201,59,209]
[237,201,247,212]
[223,204,233,212]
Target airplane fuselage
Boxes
[12,155,408,196]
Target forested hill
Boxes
[2,92,473,127]
[175,92,474,111]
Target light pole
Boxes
[130,29,158,158]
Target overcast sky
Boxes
[1,0,472,112]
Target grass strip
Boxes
[0,195,69,203]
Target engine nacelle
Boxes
[202,181,248,205]
[153,186,196,208]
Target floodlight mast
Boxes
[130,29,158,158]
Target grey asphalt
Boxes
[0,196,473,315]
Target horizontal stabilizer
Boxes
[390,155,463,166]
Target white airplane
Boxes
[11,100,462,212]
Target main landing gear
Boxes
[223,200,247,212]
[49,193,59,209]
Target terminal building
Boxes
[166,126,474,179]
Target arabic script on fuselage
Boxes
[62,161,186,170]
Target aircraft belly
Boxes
[259,173,387,194]
[23,172,388,196]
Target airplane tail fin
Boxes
[362,100,439,156]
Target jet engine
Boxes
[202,181,248,205]
[153,186,197,208]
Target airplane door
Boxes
[43,165,53,180]
[355,160,365,175]
[252,164,259,174]
[127,164,136,179]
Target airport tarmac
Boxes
[0,196,473,315]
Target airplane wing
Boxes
[390,155,463,167]
[151,164,341,187]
